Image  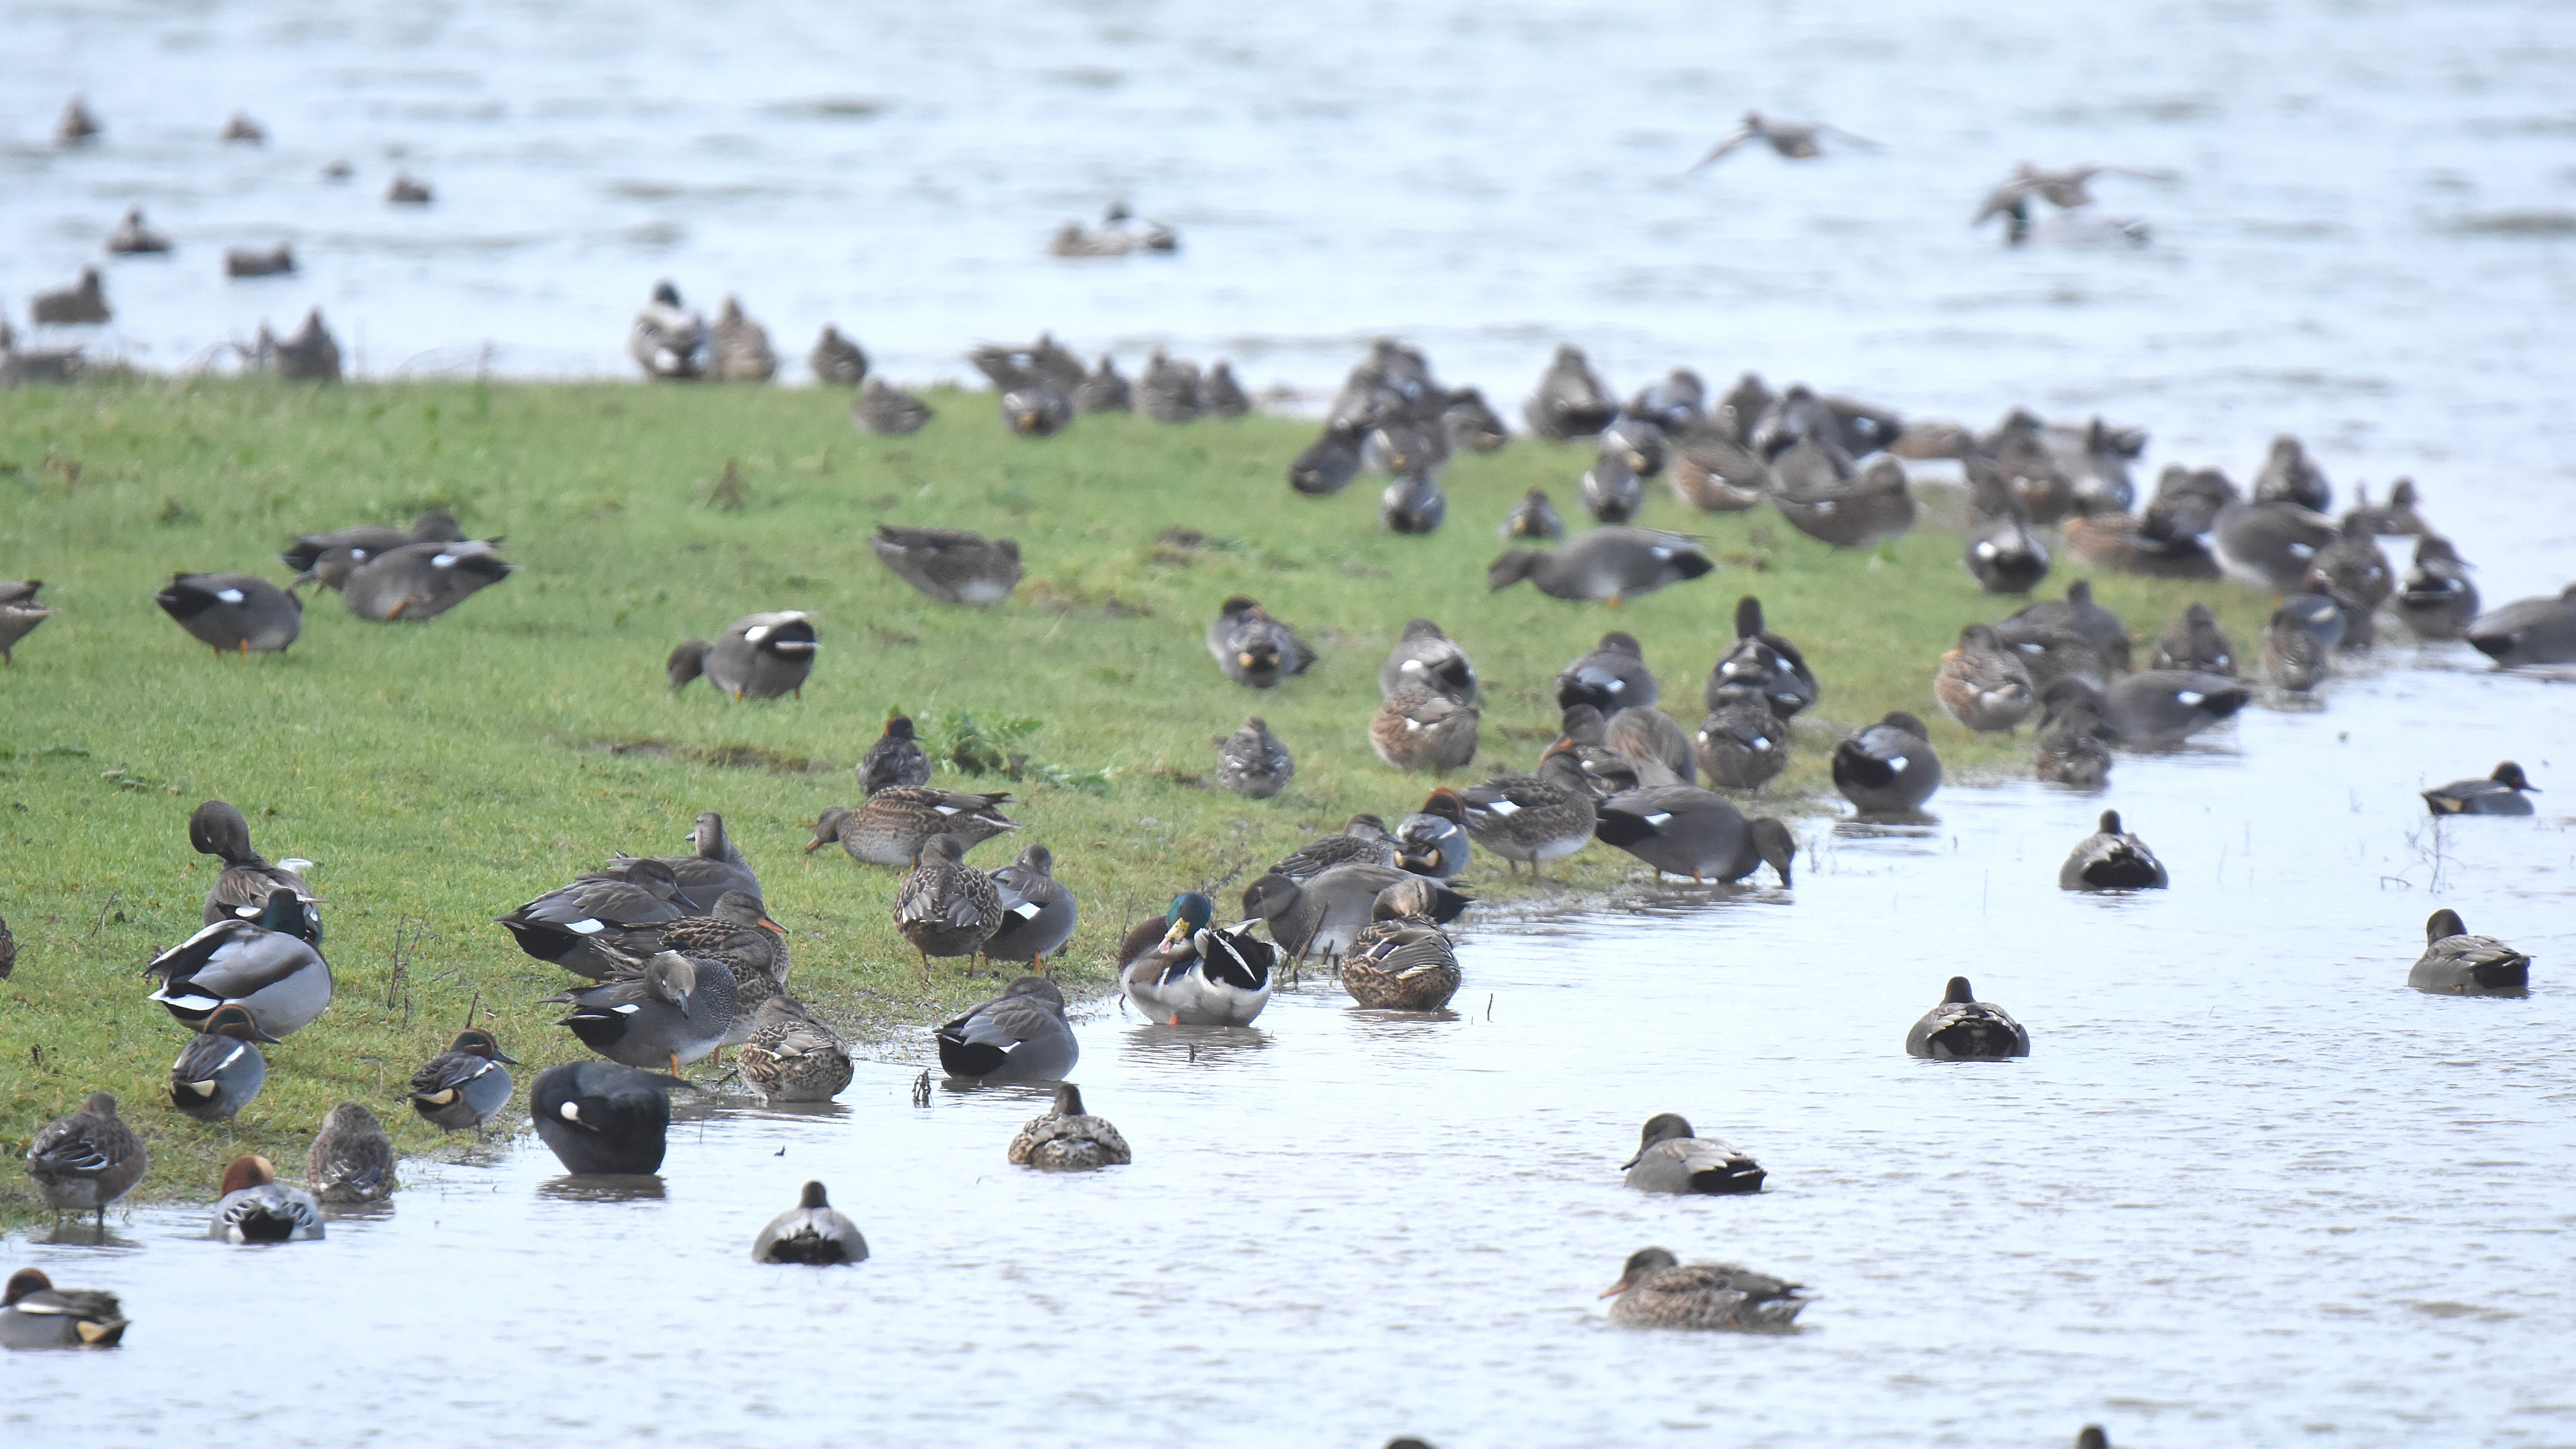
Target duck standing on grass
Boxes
[753,1182,868,1263]
[1707,595,1817,719]
[984,842,1078,969]
[1599,1248,1810,1331]
[1556,631,1659,712]
[807,788,1018,867]
[1372,687,1480,773]
[189,799,319,931]
[168,1003,274,1122]
[209,1154,324,1242]
[1380,618,1479,703]
[854,378,934,435]
[1008,1083,1132,1170]
[871,525,1023,605]
[145,889,333,1039]
[1621,1114,1765,1195]
[1208,595,1317,688]
[0,580,55,663]
[155,571,301,655]
[667,612,819,701]
[629,281,707,380]
[861,714,932,794]
[1458,745,1598,881]
[315,538,513,622]
[1121,892,1277,1025]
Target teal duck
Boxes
[2410,910,2529,995]
[1692,697,1789,791]
[1906,976,2029,1060]
[1605,705,1693,786]
[860,714,931,795]
[1556,631,1658,712]
[667,611,818,700]
[2101,671,2248,746]
[1595,786,1793,884]
[1073,355,1131,412]
[146,890,333,1038]
[209,1154,324,1242]
[318,538,511,621]
[2260,605,2328,691]
[1601,1248,1810,1332]
[1457,746,1597,879]
[2251,434,2332,512]
[1120,892,1276,1024]
[985,841,1078,967]
[936,975,1077,1082]
[1372,687,1479,773]
[629,281,707,380]
[1522,344,1617,440]
[1342,881,1464,1010]
[282,510,462,577]
[1832,712,1940,815]
[893,834,1002,966]
[168,1004,275,1123]
[1488,525,1713,603]
[2465,583,2576,668]
[386,174,433,205]
[1009,1083,1132,1170]
[1215,715,1295,799]
[190,798,317,929]
[0,1269,127,1349]
[806,788,1017,867]
[0,580,53,663]
[156,572,301,654]
[854,378,933,434]
[1499,486,1565,541]
[2393,535,2479,641]
[408,1029,517,1134]
[30,267,109,325]
[1690,109,1877,169]
[25,1092,148,1224]
[1245,863,1466,964]
[1140,351,1202,422]
[531,1061,688,1174]
[1208,595,1316,687]
[2423,762,2538,817]
[106,207,172,255]
[809,325,869,386]
[871,525,1021,605]
[1291,423,1366,495]
[1394,789,1472,879]
[1706,595,1817,718]
[1935,623,2037,733]
[305,1102,394,1204]
[1621,1114,1764,1195]
[545,949,735,1073]
[737,996,853,1103]
[1270,814,1396,879]
[753,1181,868,1263]
[2149,603,2238,677]
[2059,810,2167,890]
[1774,450,1914,549]
[707,296,777,382]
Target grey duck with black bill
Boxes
[1905,976,2029,1060]
[2423,761,2538,817]
[407,1029,518,1133]
[496,857,687,978]
[753,1181,868,1263]
[1706,595,1816,719]
[1621,1113,1765,1195]
[593,810,762,913]
[531,1061,690,1175]
[2466,583,2576,668]
[280,510,462,575]
[1556,630,1658,712]
[544,949,736,1073]
[1486,526,1713,604]
[1207,595,1317,688]
[2409,910,2530,996]
[1831,713,1940,815]
[870,525,1022,605]
[318,539,513,622]
[667,612,818,700]
[936,975,1077,1084]
[985,841,1078,967]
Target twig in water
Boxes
[1486,993,1495,1022]
[909,1069,932,1108]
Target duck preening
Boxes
[1906,976,2030,1060]
[1394,790,1473,879]
[754,1181,868,1264]
[1008,1083,1133,1170]
[1341,880,1465,1010]
[531,1061,690,1174]
[189,798,319,930]
[0,1269,128,1349]
[208,1154,324,1243]
[2409,910,2530,996]
[2059,810,2168,890]
[629,281,708,380]
[1121,892,1278,1024]
[2422,761,2539,817]
[168,1003,275,1122]
[738,997,853,1103]
[1621,1114,1765,1195]
[1246,866,1466,968]
[894,834,1003,969]
[1600,1247,1810,1332]
[1380,619,1479,705]
[1522,344,1617,440]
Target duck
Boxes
[2465,583,2576,668]
[1998,579,2130,671]
[105,207,171,255]
[0,1269,127,1350]
[2034,681,2114,789]
[1381,468,1447,534]
[1773,449,1915,549]
[1207,595,1317,688]
[530,1061,689,1174]
[1580,439,1644,524]
[1627,369,1706,431]
[2149,603,2238,677]
[2423,762,2539,817]
[1488,526,1714,605]
[2214,497,2336,594]
[1555,631,1659,712]
[1965,474,2053,595]
[55,97,102,146]
[706,296,777,382]
[871,525,1021,605]
[806,788,1018,868]
[25,1093,148,1224]
[1269,815,1398,880]
[407,1029,518,1134]
[1139,351,1202,422]
[30,267,110,325]
[2346,478,2428,537]
[2251,434,2332,512]
[2059,810,2168,890]
[1692,696,1790,791]
[305,1103,394,1204]
[2260,605,2328,691]
[610,807,765,908]
[893,834,1002,968]
[1606,706,1694,787]
[1621,1114,1765,1195]
[1706,595,1817,719]
[1983,409,2075,522]
[1667,429,1771,512]
[189,798,318,930]
[640,891,791,1042]
[497,861,687,978]
[937,975,1078,1082]
[155,572,301,654]
[2045,416,2142,515]
[544,949,735,1074]
[1202,360,1251,418]
[1457,746,1598,880]
[808,325,869,386]
[146,890,333,1038]
[1499,486,1565,541]
[1935,623,2038,732]
[1761,386,1905,462]
[665,611,818,700]
[1074,355,1131,413]
[1290,423,1366,496]
[0,581,55,663]
[1341,880,1464,1010]
[1371,688,1480,773]
[2393,536,2479,641]
[985,842,1078,968]
[225,244,296,279]
[1522,344,1618,440]
[2061,511,2220,580]
[1991,623,2110,697]
[736,996,853,1103]
[318,538,512,621]
[2409,910,2530,996]
[1009,1083,1133,1170]
[1214,715,1295,799]
[1553,704,1646,797]
[2100,671,2249,747]
[1122,892,1280,1022]
[853,377,933,434]
[753,1182,869,1263]
[1602,416,1672,482]
[1441,387,1511,453]
[282,510,464,577]
[2304,518,2394,644]
[168,1004,275,1123]
[1906,976,2030,1060]
[968,342,1075,436]
[208,1154,324,1242]
[1595,786,1795,885]
[1394,790,1473,879]
[1832,712,1941,816]
[1245,866,1467,965]
[1690,108,1878,169]
[628,281,707,380]
[1379,619,1479,704]
[386,174,433,205]
[858,714,932,795]
[1600,1248,1810,1332]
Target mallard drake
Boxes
[1122,892,1278,1022]
[0,1269,127,1349]
[0,581,54,663]
[105,206,172,255]
[408,1029,517,1133]
[1522,344,1617,440]
[1553,631,1656,712]
[1245,865,1467,964]
[1074,355,1131,413]
[2260,605,2328,691]
[2149,603,2238,677]
[1999,580,2130,671]
[1832,712,1940,815]
[1965,478,2053,595]
[545,949,735,1073]
[1935,623,2038,732]
[871,525,1022,605]
[225,243,295,279]
[1290,423,1366,496]
[147,890,333,1038]
[1458,746,1598,879]
[1774,449,1915,549]
[315,538,511,621]
[55,97,102,146]
[704,296,775,382]
[498,860,687,978]
[1203,361,1250,417]
[2410,910,2530,995]
[1693,697,1789,791]
[1381,468,1447,534]
[531,1061,688,1174]
[629,281,707,380]
[2423,762,2539,817]
[859,714,932,794]
[169,1004,275,1123]
[937,975,1077,1082]
[2059,809,2167,890]
[1622,1114,1765,1195]
[666,611,818,700]
[1394,790,1473,878]
[1707,595,1816,719]
[985,842,1078,967]
[1371,688,1479,773]
[2101,671,2248,746]
[1489,526,1713,604]
[1207,595,1316,687]
[1600,1248,1809,1332]
[1595,786,1793,884]
[189,798,318,931]
[282,510,463,577]
[1140,351,1202,422]
[305,1102,394,1204]
[2214,497,2335,593]
[754,1181,868,1263]
[24,1093,147,1224]
[809,325,869,386]
[30,267,109,325]
[1009,1083,1133,1170]
[156,572,301,654]
[737,997,854,1102]
[1907,976,2029,1059]
[1214,715,1294,799]
[2251,434,2332,512]
[2465,583,2576,668]
[1606,706,1693,787]
[2034,681,2114,789]
[894,834,1002,966]
[1690,108,1878,168]
[853,378,933,434]
[1627,370,1705,431]
[1342,882,1464,1010]
[1378,619,1478,704]
[2393,535,2479,641]
[1441,387,1510,452]
[806,788,1018,867]
[209,1154,324,1242]
[1581,439,1643,523]
[1667,428,1770,513]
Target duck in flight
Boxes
[1689,111,1880,172]
[1974,163,2171,242]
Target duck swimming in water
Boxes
[208,1154,324,1243]
[1008,1083,1133,1170]
[1832,712,1940,816]
[2059,810,2168,890]
[1120,892,1276,1026]
[2465,583,2576,669]
[1600,1248,1810,1332]
[936,975,1077,1083]
[2422,762,2539,817]
[1621,1114,1765,1195]
[1906,976,2029,1060]
[2393,535,2479,641]
[2409,910,2530,996]
[753,1181,868,1264]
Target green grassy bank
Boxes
[0,376,2270,1213]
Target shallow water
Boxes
[7,652,2570,1446]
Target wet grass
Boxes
[0,376,2273,1215]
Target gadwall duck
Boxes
[1342,880,1464,1011]
[1291,423,1366,496]
[893,834,1002,967]
[1372,687,1480,773]
[2260,605,2328,692]
[1935,623,2038,733]
[189,798,318,930]
[2410,910,2530,996]
[2059,810,2167,890]
[281,510,463,577]
[1773,450,1914,550]
[1499,486,1565,541]
[1379,619,1478,704]
[2100,671,2248,747]
[2393,535,2479,641]
[754,1182,868,1263]
[936,975,1077,1083]
[667,611,818,700]
[1692,697,1790,791]
[1522,344,1617,441]
[1691,109,1878,169]
[1595,786,1794,885]
[2061,512,2218,580]
[1991,623,2109,697]
[1244,866,1465,966]
[2423,762,2538,817]
[1009,1083,1132,1170]
[1489,526,1713,604]
[1706,595,1817,719]
[1983,409,2074,522]
[985,842,1078,968]
[0,1269,127,1349]
[2149,603,2238,677]
[597,811,760,911]
[1713,372,1776,446]
[854,378,933,434]
[545,949,736,1074]
[809,325,869,386]
[2034,681,2114,789]
[2465,583,2576,668]
[531,1061,689,1174]
[1627,370,1705,431]
[2214,497,2335,594]
[156,572,301,654]
[1271,814,1398,881]
[860,714,931,795]
[1621,1114,1765,1195]
[1906,976,2029,1060]
[1553,704,1645,797]
[1441,387,1510,453]
[1458,746,1598,879]
[1381,468,1447,534]
[1555,631,1658,712]
[209,1154,324,1242]
[642,891,790,1045]
[1394,790,1473,879]
[1214,715,1295,799]
[806,789,1018,867]
[1606,705,1694,786]
[407,1029,518,1134]
[26,1093,148,1224]
[30,267,109,325]
[0,581,55,663]
[629,282,707,380]
[1998,580,2130,671]
[1667,429,1771,513]
[737,997,853,1103]
[1123,892,1279,1021]
[1753,386,1903,461]
[1073,355,1131,413]
[225,243,296,279]
[2043,416,2142,515]
[497,860,687,978]
[55,97,101,146]
[306,1103,394,1204]
[1581,432,1648,523]
[168,1004,276,1123]
[146,890,333,1038]
[1202,361,1251,418]
[2251,434,2332,512]
[1965,472,2052,595]
[871,525,1021,605]
[706,296,776,382]
[1207,595,1316,688]
[1601,1248,1810,1332]
[105,207,171,255]
[1139,350,1202,422]
[1832,712,1941,815]
[386,174,433,205]
[316,538,512,621]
